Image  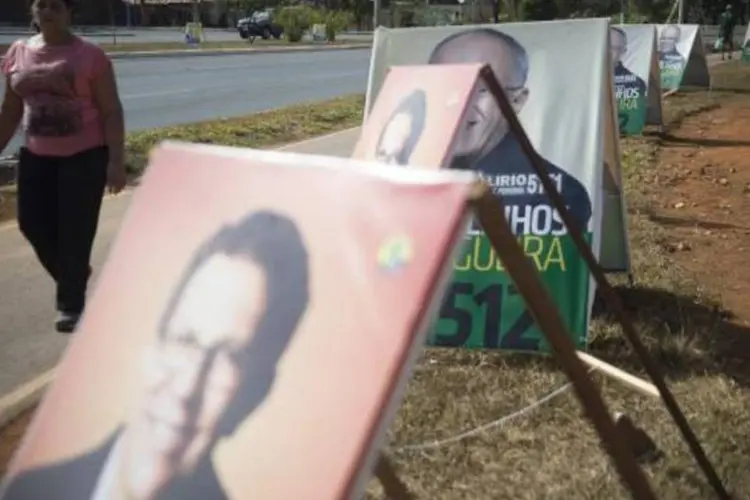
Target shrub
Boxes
[323,11,352,42]
[275,6,319,42]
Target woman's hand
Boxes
[91,53,126,195]
[106,161,127,194]
[0,77,23,155]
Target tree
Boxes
[71,0,112,24]
[138,0,147,26]
[628,0,673,21]
[521,0,558,20]
[339,0,370,28]
[235,0,273,16]
[504,0,521,21]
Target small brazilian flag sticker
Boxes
[377,235,414,272]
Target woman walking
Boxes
[0,0,126,333]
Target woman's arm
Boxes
[0,77,23,155]
[92,59,125,171]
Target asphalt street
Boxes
[0,48,371,155]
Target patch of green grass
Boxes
[124,94,364,176]
[102,39,360,52]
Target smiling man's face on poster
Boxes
[428,32,529,163]
[659,25,681,55]
[610,28,627,69]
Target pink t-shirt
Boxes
[1,35,110,157]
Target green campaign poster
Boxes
[433,222,593,352]
[657,24,710,91]
[658,24,692,89]
[610,25,662,136]
[365,19,629,353]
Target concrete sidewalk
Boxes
[0,128,361,427]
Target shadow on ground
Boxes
[646,213,750,232]
[655,135,750,148]
[590,285,750,385]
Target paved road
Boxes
[0,128,361,400]
[0,48,371,155]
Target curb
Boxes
[106,43,371,59]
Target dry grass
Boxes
[102,40,364,52]
[366,63,750,499]
[124,94,364,175]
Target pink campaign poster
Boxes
[1,142,476,500]
[353,63,489,170]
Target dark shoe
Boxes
[55,311,81,333]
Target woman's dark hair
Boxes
[158,209,310,365]
[156,209,310,437]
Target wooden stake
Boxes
[577,351,660,398]
[469,181,657,500]
[480,63,731,499]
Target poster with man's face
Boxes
[657,24,697,90]
[353,63,494,168]
[610,25,654,135]
[0,143,477,500]
[366,19,616,352]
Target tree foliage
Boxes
[275,6,352,42]
[521,0,557,21]
[517,0,741,24]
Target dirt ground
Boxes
[377,67,750,498]
[651,104,750,327]
[3,67,750,497]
